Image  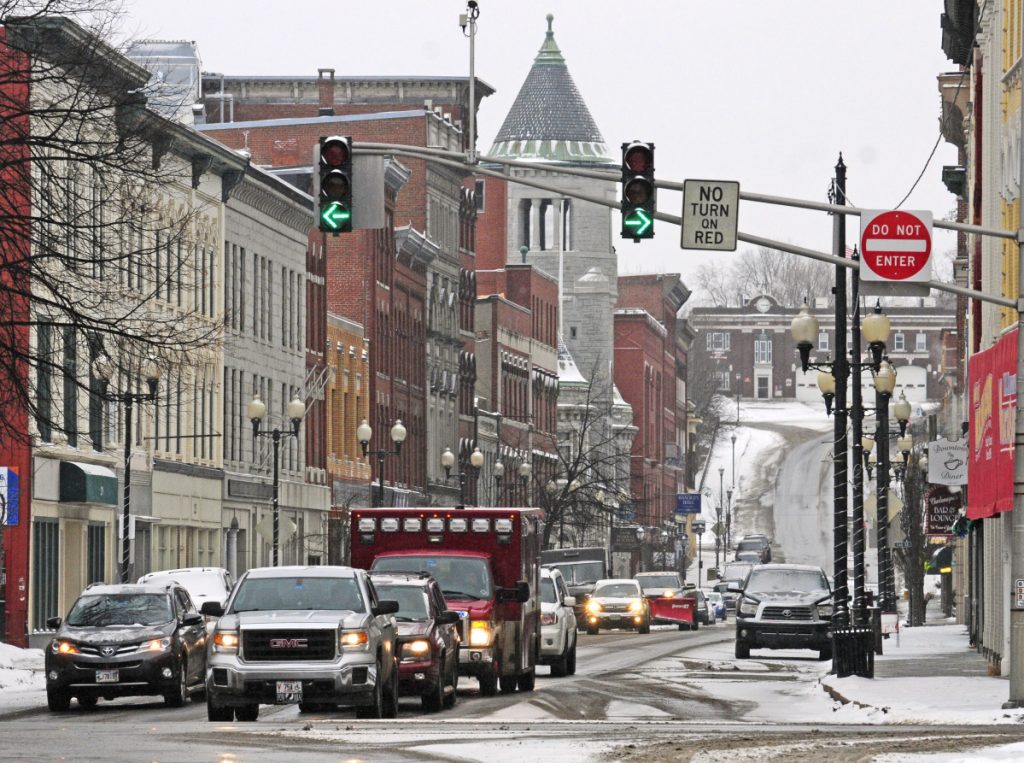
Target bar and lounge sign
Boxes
[925,486,962,537]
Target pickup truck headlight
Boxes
[469,621,492,647]
[585,599,602,614]
[540,611,556,626]
[738,598,758,617]
[816,602,834,620]
[212,631,239,653]
[341,630,369,651]
[401,639,431,660]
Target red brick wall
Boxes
[473,176,508,272]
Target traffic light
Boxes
[318,136,352,233]
[620,141,655,240]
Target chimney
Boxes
[318,68,335,116]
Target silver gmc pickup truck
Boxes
[200,566,399,721]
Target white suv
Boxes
[138,567,234,612]
[539,568,577,676]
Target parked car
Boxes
[732,563,833,660]
[137,567,233,631]
[203,565,400,721]
[370,572,461,712]
[707,591,727,621]
[715,562,755,613]
[735,550,763,564]
[584,578,650,635]
[735,536,772,563]
[44,582,207,711]
[539,568,577,676]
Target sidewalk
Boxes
[820,602,1020,725]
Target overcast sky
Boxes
[123,0,960,294]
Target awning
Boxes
[59,461,118,506]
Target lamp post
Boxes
[357,418,407,508]
[248,395,306,567]
[493,460,505,507]
[442,446,484,506]
[92,354,161,584]
[726,487,733,554]
[692,519,706,587]
[874,360,898,613]
[518,461,532,507]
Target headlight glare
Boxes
[341,630,369,649]
[469,621,492,647]
[585,599,602,614]
[142,637,171,652]
[401,639,431,659]
[213,631,239,651]
[51,640,78,655]
[628,599,643,613]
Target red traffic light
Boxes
[624,144,653,173]
[321,139,350,167]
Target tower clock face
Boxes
[755,297,771,313]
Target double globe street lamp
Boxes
[357,419,407,508]
[441,445,484,506]
[92,354,161,584]
[248,395,306,567]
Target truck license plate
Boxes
[96,669,118,683]
[275,681,302,704]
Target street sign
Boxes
[859,209,933,293]
[691,520,706,535]
[928,438,968,486]
[681,179,739,251]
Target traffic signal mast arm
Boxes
[353,141,1014,310]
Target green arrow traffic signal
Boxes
[623,208,653,237]
[321,202,351,231]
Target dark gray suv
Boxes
[732,564,833,660]
[45,582,206,711]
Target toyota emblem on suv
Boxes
[101,646,115,656]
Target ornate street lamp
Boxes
[249,395,306,566]
[442,446,484,506]
[791,302,819,373]
[817,370,836,416]
[518,460,532,506]
[493,460,505,506]
[357,418,407,508]
[861,302,891,373]
[893,391,912,437]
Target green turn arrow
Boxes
[624,208,652,236]
[321,202,351,231]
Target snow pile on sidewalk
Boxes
[0,642,46,711]
[821,624,1024,725]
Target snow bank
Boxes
[0,642,46,712]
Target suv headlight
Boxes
[401,639,431,660]
[142,637,171,652]
[212,631,239,653]
[469,621,492,647]
[738,598,758,617]
[541,611,556,626]
[816,602,834,620]
[51,639,78,655]
[585,599,602,614]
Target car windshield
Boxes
[541,578,558,604]
[738,540,763,552]
[593,583,639,598]
[67,594,173,627]
[637,575,678,590]
[372,555,492,601]
[708,592,723,603]
[230,576,364,613]
[722,563,753,580]
[745,569,829,595]
[547,561,604,586]
[374,584,429,621]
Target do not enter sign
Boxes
[860,209,932,284]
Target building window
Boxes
[706,332,730,351]
[63,326,78,448]
[713,370,731,390]
[87,523,105,584]
[915,332,927,352]
[37,324,52,442]
[475,179,485,212]
[894,332,905,352]
[754,336,772,364]
[817,331,829,352]
[32,519,59,627]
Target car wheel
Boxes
[77,696,98,709]
[735,640,750,659]
[692,617,699,632]
[164,659,189,707]
[550,635,569,677]
[382,658,399,718]
[356,665,384,719]
[47,690,70,712]
[298,702,325,713]
[566,637,577,675]
[443,656,458,709]
[478,663,498,696]
[235,704,259,722]
[638,618,651,635]
[207,699,234,722]
[677,623,687,631]
[422,655,445,712]
[499,674,518,693]
[586,624,599,636]
[517,667,536,692]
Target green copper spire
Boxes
[535,14,565,65]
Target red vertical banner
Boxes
[968,328,1018,519]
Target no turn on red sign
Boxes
[859,210,933,288]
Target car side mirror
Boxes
[437,610,460,625]
[563,596,576,608]
[200,601,224,618]
[498,581,530,603]
[182,612,204,627]
[46,616,62,630]
[373,600,399,616]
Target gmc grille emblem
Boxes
[269,638,308,649]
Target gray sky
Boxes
[124,0,959,294]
